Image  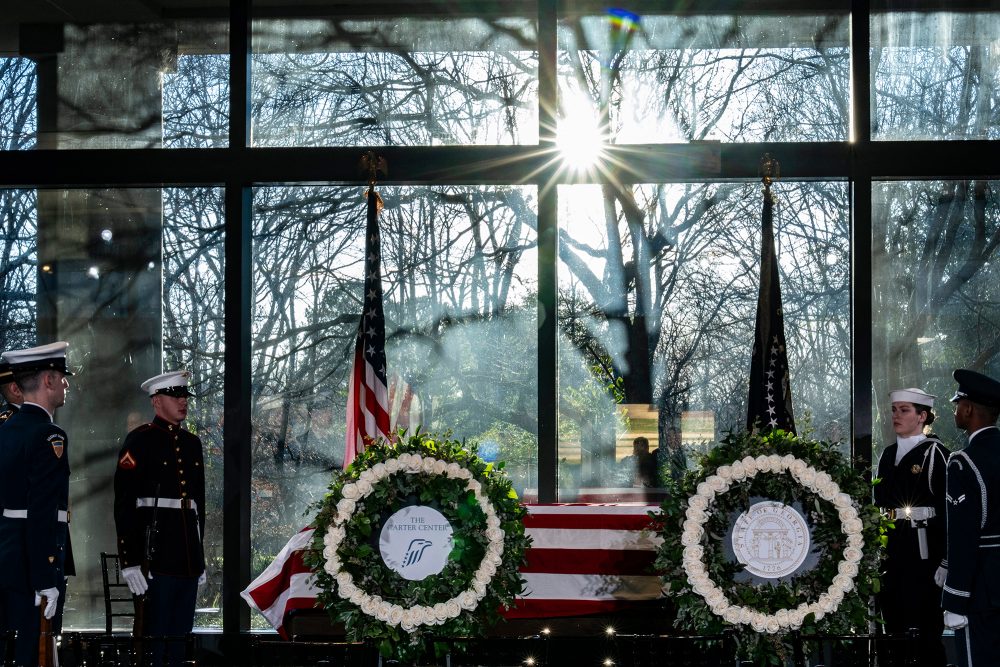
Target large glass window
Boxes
[0,17,228,150]
[249,184,537,624]
[557,12,849,145]
[872,8,1000,140]
[251,7,538,146]
[0,186,224,629]
[872,180,1000,455]
[558,182,851,501]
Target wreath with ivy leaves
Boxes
[655,430,887,665]
[303,431,530,663]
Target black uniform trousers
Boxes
[0,577,66,666]
[146,574,198,667]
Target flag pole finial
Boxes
[759,153,779,197]
[360,151,388,188]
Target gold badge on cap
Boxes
[911,464,922,475]
[47,434,65,459]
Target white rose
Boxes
[486,527,505,543]
[341,483,361,500]
[716,466,733,481]
[755,455,771,472]
[788,459,808,476]
[706,475,728,493]
[764,617,781,634]
[475,569,492,587]
[422,458,438,474]
[838,508,857,523]
[323,558,339,575]
[336,498,356,517]
[843,546,863,563]
[681,530,702,547]
[433,460,449,475]
[444,600,462,618]
[472,579,487,595]
[481,559,498,578]
[818,480,840,500]
[401,619,416,633]
[371,462,387,479]
[704,588,726,608]
[326,526,346,544]
[847,534,864,549]
[684,545,704,561]
[384,458,401,473]
[738,607,753,624]
[723,607,742,624]
[787,609,806,628]
[355,478,374,496]
[780,454,796,469]
[686,507,707,524]
[336,572,352,587]
[843,518,864,534]
[833,492,853,509]
[818,595,835,614]
[696,482,713,498]
[359,469,376,484]
[796,467,817,486]
[487,515,502,530]
[774,609,789,627]
[387,605,404,626]
[741,456,759,474]
[766,454,784,471]
[833,573,855,593]
[458,590,479,610]
[446,462,462,477]
[432,602,449,622]
[688,494,709,511]
[750,613,767,633]
[730,461,747,480]
[467,480,483,495]
[838,560,859,578]
[454,467,472,480]
[339,581,357,599]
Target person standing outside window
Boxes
[114,370,206,667]
[874,387,949,666]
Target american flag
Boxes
[343,185,391,468]
[746,189,796,434]
[240,504,663,637]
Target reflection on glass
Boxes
[872,10,1000,140]
[251,13,538,146]
[557,12,849,144]
[249,184,537,625]
[557,182,850,501]
[0,20,228,150]
[872,180,1000,457]
[0,186,224,629]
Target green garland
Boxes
[303,432,530,663]
[655,430,888,665]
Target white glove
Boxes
[934,566,947,587]
[33,587,59,620]
[122,566,149,596]
[198,570,207,586]
[943,611,969,629]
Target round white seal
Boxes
[378,505,455,581]
[731,501,810,579]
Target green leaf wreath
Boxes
[655,430,887,665]
[303,431,530,663]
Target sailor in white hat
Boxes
[0,342,75,665]
[873,386,949,666]
[114,369,204,666]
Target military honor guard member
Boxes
[114,370,206,666]
[874,387,949,665]
[0,342,74,666]
[941,369,1000,667]
[0,360,24,425]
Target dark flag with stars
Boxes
[746,191,796,434]
[343,184,391,468]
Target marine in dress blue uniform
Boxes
[874,387,949,665]
[0,342,74,667]
[114,370,205,667]
[941,369,1000,667]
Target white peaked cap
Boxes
[2,341,73,375]
[141,370,193,397]
[889,387,935,407]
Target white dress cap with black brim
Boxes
[1,341,74,375]
[951,369,1000,408]
[889,387,936,408]
[141,370,194,398]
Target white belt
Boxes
[3,509,70,523]
[136,497,198,513]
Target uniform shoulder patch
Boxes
[47,433,65,459]
[118,451,138,470]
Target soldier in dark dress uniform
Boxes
[114,370,205,667]
[874,387,949,665]
[0,360,23,425]
[941,369,1000,667]
[0,342,74,666]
